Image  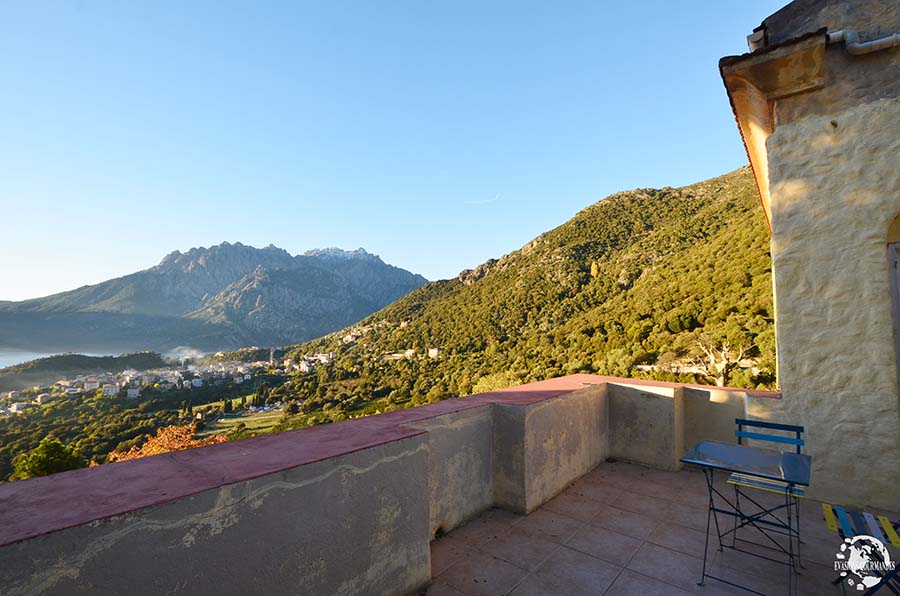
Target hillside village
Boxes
[0,326,440,419]
[0,350,336,417]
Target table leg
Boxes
[700,466,714,586]
[785,489,794,596]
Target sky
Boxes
[0,1,785,301]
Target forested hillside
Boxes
[276,166,774,424]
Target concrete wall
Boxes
[492,385,609,513]
[492,401,528,513]
[0,435,432,596]
[682,387,748,453]
[521,385,608,512]
[607,384,682,471]
[0,375,764,596]
[408,405,494,537]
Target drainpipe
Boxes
[827,29,900,55]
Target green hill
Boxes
[0,352,168,392]
[278,166,774,420]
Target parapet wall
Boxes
[0,374,771,596]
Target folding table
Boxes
[681,440,812,596]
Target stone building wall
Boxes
[740,0,900,509]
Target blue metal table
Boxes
[681,440,812,596]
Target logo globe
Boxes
[834,535,896,591]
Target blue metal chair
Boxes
[727,419,806,566]
[728,418,806,496]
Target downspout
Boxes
[827,29,900,55]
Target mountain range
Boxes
[0,244,427,353]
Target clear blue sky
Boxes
[0,1,784,301]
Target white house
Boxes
[126,388,141,399]
[83,380,100,392]
[191,378,204,388]
[314,352,335,364]
[102,384,120,397]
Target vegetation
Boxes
[278,166,774,418]
[10,437,85,480]
[204,167,774,439]
[0,352,167,392]
[0,375,283,480]
[105,424,226,462]
[0,166,774,481]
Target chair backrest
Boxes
[735,418,804,454]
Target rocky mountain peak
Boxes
[0,241,428,352]
[302,247,377,262]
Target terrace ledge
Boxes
[0,373,778,549]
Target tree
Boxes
[226,422,251,441]
[107,424,226,462]
[10,437,85,480]
[590,260,599,278]
[252,382,270,407]
[691,335,752,387]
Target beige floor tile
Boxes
[481,524,561,571]
[605,569,696,596]
[565,523,643,566]
[591,503,660,540]
[420,581,468,596]
[448,508,521,548]
[543,491,607,522]
[515,508,583,544]
[648,521,711,559]
[529,545,622,596]
[431,535,478,576]
[626,542,705,593]
[437,551,528,596]
[611,489,675,520]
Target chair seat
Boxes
[727,472,806,497]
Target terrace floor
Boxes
[425,461,897,596]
